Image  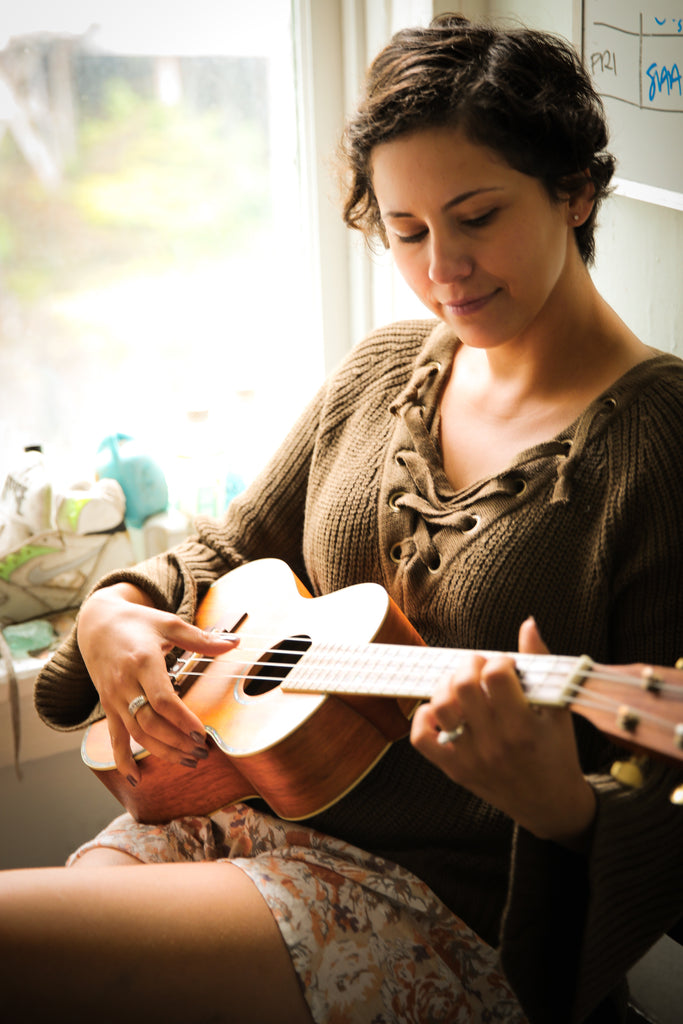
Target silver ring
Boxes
[128,694,149,718]
[437,722,467,746]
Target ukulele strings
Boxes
[171,638,683,737]
[175,638,683,695]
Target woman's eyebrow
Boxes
[383,186,504,219]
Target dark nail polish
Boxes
[190,731,206,745]
[180,757,198,769]
[127,775,138,788]
[193,746,209,760]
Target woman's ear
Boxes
[567,171,595,227]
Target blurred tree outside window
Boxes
[0,1,325,518]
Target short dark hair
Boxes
[340,14,615,265]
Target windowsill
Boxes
[0,637,84,770]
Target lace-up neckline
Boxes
[381,323,648,578]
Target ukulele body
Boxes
[82,558,424,823]
[82,559,683,823]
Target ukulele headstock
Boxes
[573,661,683,767]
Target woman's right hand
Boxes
[76,583,238,785]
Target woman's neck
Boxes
[453,270,649,414]
[438,273,652,492]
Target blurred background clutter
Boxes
[0,0,329,567]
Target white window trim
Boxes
[294,0,436,373]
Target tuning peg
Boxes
[641,666,663,692]
[670,785,683,806]
[610,756,645,789]
[676,658,683,670]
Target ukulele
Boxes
[82,558,683,823]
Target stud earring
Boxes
[573,214,580,222]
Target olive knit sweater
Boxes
[35,320,683,1023]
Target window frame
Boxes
[294,0,437,374]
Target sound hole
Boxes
[243,635,312,696]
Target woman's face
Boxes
[371,126,579,351]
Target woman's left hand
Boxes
[410,617,597,849]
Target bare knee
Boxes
[70,846,143,867]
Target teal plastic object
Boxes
[2,618,56,658]
[95,433,168,528]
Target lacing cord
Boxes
[551,398,615,503]
[0,629,22,780]
[388,360,442,418]
[389,349,619,567]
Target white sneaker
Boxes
[0,528,134,626]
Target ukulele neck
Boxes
[282,643,590,707]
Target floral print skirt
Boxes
[68,803,527,1024]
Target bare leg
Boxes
[70,845,143,866]
[0,861,314,1024]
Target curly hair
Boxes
[340,14,615,266]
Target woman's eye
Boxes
[462,209,497,228]
[395,229,427,244]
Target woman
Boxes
[3,15,683,1024]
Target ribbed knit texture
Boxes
[35,319,683,1023]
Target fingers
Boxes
[517,615,549,656]
[101,669,204,784]
[122,687,208,778]
[156,615,241,660]
[410,644,545,804]
[79,589,240,783]
[411,652,525,758]
[411,653,489,764]
[114,627,241,783]
[414,618,546,755]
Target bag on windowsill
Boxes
[0,451,134,627]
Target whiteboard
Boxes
[581,1,683,208]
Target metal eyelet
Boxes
[389,543,403,564]
[388,490,407,511]
[427,553,442,574]
[461,514,479,532]
[512,478,527,495]
[424,360,442,374]
[603,396,617,410]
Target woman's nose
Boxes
[428,234,473,283]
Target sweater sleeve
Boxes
[33,382,327,732]
[500,757,683,1024]
[500,369,683,1023]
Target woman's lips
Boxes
[443,289,500,316]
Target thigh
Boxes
[0,861,313,1024]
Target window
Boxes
[0,0,327,514]
[0,0,437,526]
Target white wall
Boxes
[460,0,683,355]
[366,0,683,353]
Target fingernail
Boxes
[127,775,138,788]
[190,731,206,745]
[204,629,238,642]
[529,615,545,639]
[193,746,209,760]
[180,757,198,769]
